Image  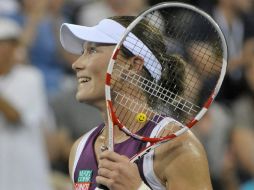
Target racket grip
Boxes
[96,184,109,190]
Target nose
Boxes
[72,55,85,72]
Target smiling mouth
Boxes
[78,77,91,84]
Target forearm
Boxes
[0,96,21,123]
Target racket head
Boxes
[105,2,227,143]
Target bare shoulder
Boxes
[154,130,212,190]
[69,135,84,179]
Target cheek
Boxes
[90,57,109,80]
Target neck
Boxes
[98,83,154,144]
[100,100,154,144]
[99,106,130,144]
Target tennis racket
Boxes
[98,2,227,189]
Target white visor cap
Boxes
[60,19,162,81]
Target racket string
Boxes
[113,90,158,122]
[112,64,200,120]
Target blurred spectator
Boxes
[0,17,54,190]
[212,0,254,104]
[193,103,233,190]
[232,39,254,129]
[76,0,149,26]
[196,38,254,190]
[0,0,19,15]
[222,127,254,190]
[224,40,254,190]
[6,0,71,99]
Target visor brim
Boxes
[60,23,117,55]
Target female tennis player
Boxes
[60,16,213,190]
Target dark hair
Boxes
[110,16,186,109]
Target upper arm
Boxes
[69,136,83,181]
[154,131,213,190]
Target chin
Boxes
[75,91,87,102]
[75,92,94,104]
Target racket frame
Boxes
[105,2,227,150]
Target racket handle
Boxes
[96,184,109,190]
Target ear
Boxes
[128,55,145,72]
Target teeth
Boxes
[78,77,91,83]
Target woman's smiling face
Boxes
[72,42,115,109]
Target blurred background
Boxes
[0,0,253,190]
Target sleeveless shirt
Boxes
[72,117,172,190]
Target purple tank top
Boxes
[74,120,157,190]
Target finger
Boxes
[99,150,129,162]
[96,175,113,189]
[98,158,118,171]
[98,167,112,178]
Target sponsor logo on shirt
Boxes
[75,170,93,190]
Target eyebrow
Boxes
[82,42,116,50]
[82,42,96,50]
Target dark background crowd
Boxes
[0,0,254,190]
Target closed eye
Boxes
[88,47,97,54]
[82,42,98,55]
